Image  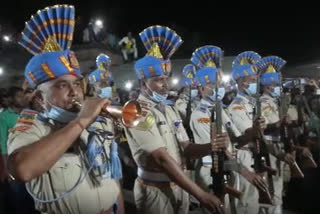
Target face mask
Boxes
[271,86,281,97]
[44,105,77,123]
[245,83,257,95]
[98,87,112,99]
[191,89,198,98]
[151,91,168,103]
[208,88,225,101]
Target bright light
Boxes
[95,19,103,28]
[125,81,133,90]
[0,67,3,75]
[3,35,10,42]
[222,75,230,83]
[172,78,179,85]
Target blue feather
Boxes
[232,51,261,68]
[191,45,223,68]
[139,25,183,59]
[19,5,75,55]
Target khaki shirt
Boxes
[260,93,280,125]
[124,95,189,172]
[190,99,241,164]
[287,104,298,121]
[174,96,199,121]
[228,93,254,134]
[7,115,120,214]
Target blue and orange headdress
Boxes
[19,5,81,88]
[257,56,286,86]
[88,54,113,84]
[180,64,197,87]
[232,51,261,81]
[191,45,223,86]
[134,25,183,80]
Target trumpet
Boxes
[72,99,142,128]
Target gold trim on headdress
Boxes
[266,65,276,73]
[98,63,108,71]
[204,59,216,68]
[147,43,163,59]
[240,58,249,65]
[43,36,62,52]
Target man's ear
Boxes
[33,90,45,108]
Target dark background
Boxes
[0,1,319,64]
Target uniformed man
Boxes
[124,25,227,214]
[7,5,123,214]
[88,54,115,100]
[189,47,269,214]
[258,56,290,214]
[189,45,231,192]
[174,64,200,122]
[228,51,269,214]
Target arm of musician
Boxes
[8,119,86,182]
[8,98,110,182]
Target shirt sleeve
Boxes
[125,119,166,154]
[190,111,211,145]
[222,109,241,137]
[7,121,44,155]
[228,104,252,134]
[261,100,280,125]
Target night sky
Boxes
[0,1,319,65]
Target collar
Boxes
[236,92,250,103]
[138,93,174,106]
[137,94,157,108]
[199,99,215,113]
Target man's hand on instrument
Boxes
[76,98,111,128]
[212,133,228,152]
[199,191,227,214]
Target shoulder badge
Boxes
[197,117,210,123]
[10,109,38,132]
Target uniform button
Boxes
[64,163,69,167]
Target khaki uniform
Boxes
[190,99,241,213]
[228,93,260,214]
[190,99,240,190]
[260,93,285,214]
[7,115,120,214]
[174,95,199,122]
[124,95,190,214]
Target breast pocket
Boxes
[50,155,83,193]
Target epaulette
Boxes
[197,117,210,123]
[10,109,38,132]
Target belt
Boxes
[202,163,212,168]
[137,178,176,188]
